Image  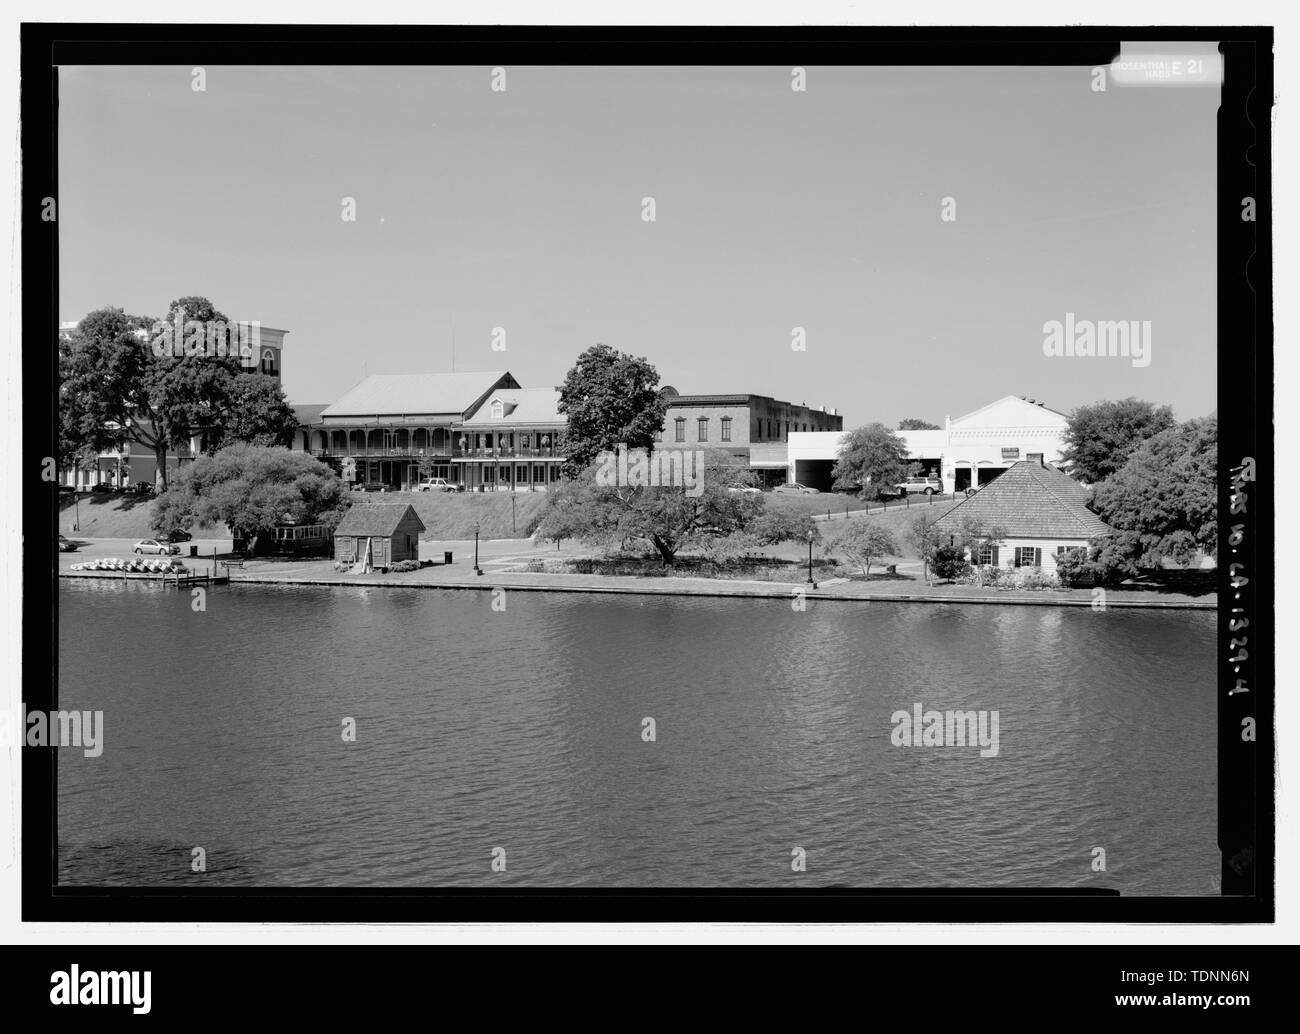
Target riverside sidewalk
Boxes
[58,536,1217,609]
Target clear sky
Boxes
[58,63,1218,425]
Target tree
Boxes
[1090,416,1217,567]
[556,344,670,478]
[151,445,347,553]
[898,418,941,430]
[907,513,944,582]
[59,298,297,490]
[1060,398,1176,484]
[931,545,970,583]
[535,452,765,565]
[831,423,911,499]
[831,522,898,576]
[210,373,298,449]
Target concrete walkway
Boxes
[57,536,1217,610]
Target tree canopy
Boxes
[1060,398,1175,485]
[151,445,347,550]
[556,344,670,478]
[898,418,941,430]
[830,521,898,576]
[1090,415,1217,566]
[59,297,298,488]
[535,451,772,565]
[831,423,911,499]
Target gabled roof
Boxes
[951,394,1068,425]
[462,388,565,427]
[933,461,1112,539]
[321,372,516,419]
[334,503,426,537]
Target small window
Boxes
[675,418,686,443]
[1056,545,1068,556]
[976,545,995,566]
[491,400,504,419]
[720,417,732,442]
[697,417,708,442]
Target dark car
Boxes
[160,529,191,543]
[57,534,78,552]
[90,483,117,494]
[130,481,154,495]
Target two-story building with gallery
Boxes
[292,372,567,491]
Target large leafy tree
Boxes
[535,452,767,565]
[59,297,297,488]
[831,423,912,499]
[1090,415,1217,567]
[898,418,941,430]
[1060,398,1175,485]
[556,344,670,478]
[151,444,347,551]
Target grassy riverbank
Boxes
[59,489,548,540]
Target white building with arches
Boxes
[785,395,1071,494]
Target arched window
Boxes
[260,349,278,375]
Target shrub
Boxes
[1055,541,1135,588]
[931,545,970,582]
[1054,547,1095,588]
[389,559,420,573]
[1012,566,1059,590]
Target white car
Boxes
[417,478,455,492]
[894,476,943,496]
[727,485,761,494]
[133,539,180,556]
[773,482,821,495]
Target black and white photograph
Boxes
[11,16,1277,954]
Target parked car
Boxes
[90,483,117,494]
[773,482,821,495]
[727,485,761,494]
[129,481,154,495]
[894,476,943,496]
[417,477,455,492]
[57,484,77,496]
[57,534,77,552]
[133,539,181,556]
[159,529,191,543]
[351,482,389,493]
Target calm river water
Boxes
[56,580,1217,893]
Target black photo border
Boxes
[21,22,1274,923]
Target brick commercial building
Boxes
[655,386,843,486]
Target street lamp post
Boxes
[473,522,482,576]
[806,531,817,589]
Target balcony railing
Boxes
[310,444,562,460]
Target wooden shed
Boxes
[333,503,426,571]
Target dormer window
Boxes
[491,399,504,419]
